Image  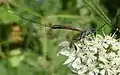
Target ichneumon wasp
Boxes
[8,9,98,50]
[7,0,120,51]
[50,24,96,50]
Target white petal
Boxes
[59,41,69,47]
[94,69,99,73]
[72,58,81,70]
[89,72,95,75]
[57,49,70,56]
[107,69,113,75]
[63,56,76,64]
[100,69,105,75]
[68,63,78,73]
[78,65,87,75]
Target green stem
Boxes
[83,0,114,29]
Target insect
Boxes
[7,0,120,51]
[7,3,105,51]
[51,25,96,50]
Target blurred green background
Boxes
[0,0,120,75]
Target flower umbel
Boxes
[58,33,120,75]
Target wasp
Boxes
[8,0,120,50]
[7,8,99,51]
[50,25,96,50]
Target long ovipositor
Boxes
[51,25,81,32]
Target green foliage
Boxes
[0,0,118,75]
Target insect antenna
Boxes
[8,11,40,24]
[8,10,50,28]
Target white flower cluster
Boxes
[57,34,120,75]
